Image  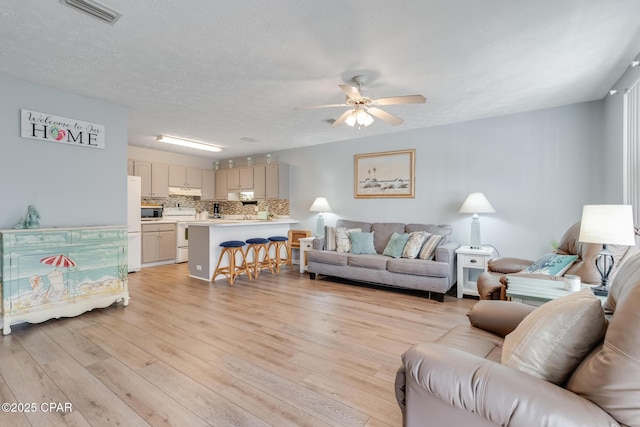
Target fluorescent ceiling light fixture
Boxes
[156,135,222,152]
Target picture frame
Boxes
[354,149,415,198]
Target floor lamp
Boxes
[458,192,495,249]
[579,204,636,296]
[309,197,332,237]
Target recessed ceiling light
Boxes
[156,135,222,152]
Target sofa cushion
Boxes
[336,227,361,253]
[382,232,410,258]
[387,258,449,277]
[418,234,445,260]
[349,232,377,255]
[402,231,429,259]
[325,226,337,251]
[347,254,388,270]
[371,223,406,254]
[522,253,578,276]
[502,289,607,385]
[336,219,372,233]
[436,324,504,363]
[406,224,453,243]
[306,250,349,266]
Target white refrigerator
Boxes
[127,176,142,272]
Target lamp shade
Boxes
[309,197,332,213]
[579,205,635,245]
[458,193,495,214]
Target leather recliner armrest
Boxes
[402,343,618,427]
[488,257,534,274]
[466,300,535,337]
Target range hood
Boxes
[168,187,202,197]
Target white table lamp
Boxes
[309,197,332,237]
[459,192,495,249]
[579,204,636,295]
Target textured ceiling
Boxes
[1,0,640,159]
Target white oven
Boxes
[163,207,196,263]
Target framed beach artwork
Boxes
[354,149,415,198]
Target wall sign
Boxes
[20,109,105,149]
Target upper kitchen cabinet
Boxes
[168,166,203,189]
[133,161,169,198]
[201,169,216,200]
[127,159,134,176]
[215,169,228,200]
[227,167,253,191]
[253,164,289,199]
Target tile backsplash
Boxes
[142,195,290,217]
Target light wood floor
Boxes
[0,263,475,427]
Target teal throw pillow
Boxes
[349,232,377,254]
[523,254,579,276]
[383,232,411,258]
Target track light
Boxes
[156,135,222,152]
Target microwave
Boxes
[141,206,163,218]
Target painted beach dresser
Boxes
[0,225,129,335]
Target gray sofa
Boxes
[306,219,459,301]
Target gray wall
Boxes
[0,75,127,229]
[277,101,606,260]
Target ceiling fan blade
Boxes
[331,110,353,128]
[339,84,362,100]
[374,95,426,105]
[367,107,404,126]
[295,103,349,110]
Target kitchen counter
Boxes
[187,220,299,281]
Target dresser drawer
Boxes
[74,228,124,243]
[9,231,71,247]
[459,254,487,269]
[142,223,176,233]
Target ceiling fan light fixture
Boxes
[357,109,374,127]
[156,135,222,152]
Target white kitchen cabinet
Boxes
[227,167,253,191]
[253,164,288,199]
[169,166,202,189]
[215,169,228,200]
[253,165,267,198]
[127,159,134,176]
[133,161,169,198]
[201,169,216,200]
[141,223,176,264]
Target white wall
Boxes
[276,101,606,259]
[0,75,127,229]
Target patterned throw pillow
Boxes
[401,231,429,258]
[418,234,445,260]
[325,226,337,251]
[349,232,377,254]
[383,232,411,258]
[522,254,579,276]
[336,227,361,253]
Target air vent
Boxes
[60,0,122,24]
[240,137,258,143]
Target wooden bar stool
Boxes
[212,240,252,285]
[268,236,289,272]
[245,238,274,278]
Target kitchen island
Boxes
[187,219,299,282]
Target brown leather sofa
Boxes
[395,249,640,427]
[477,221,638,300]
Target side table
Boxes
[455,246,495,298]
[298,236,316,273]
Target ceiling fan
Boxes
[296,75,426,128]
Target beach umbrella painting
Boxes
[40,254,76,292]
[40,254,76,269]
